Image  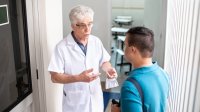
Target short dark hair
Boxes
[126,26,154,58]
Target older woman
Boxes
[48,5,117,112]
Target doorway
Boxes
[110,0,167,90]
[103,0,167,111]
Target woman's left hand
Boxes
[106,68,118,79]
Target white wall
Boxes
[112,0,144,27]
[38,0,63,112]
[62,0,111,53]
[165,0,200,111]
[143,0,166,67]
[24,0,64,112]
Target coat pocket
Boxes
[64,90,87,106]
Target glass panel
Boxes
[0,5,9,26]
[0,0,32,111]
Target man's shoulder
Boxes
[122,76,137,88]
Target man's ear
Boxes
[131,46,136,53]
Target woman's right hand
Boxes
[78,68,98,82]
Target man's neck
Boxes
[133,58,152,68]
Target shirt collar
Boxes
[71,31,87,46]
[128,61,158,75]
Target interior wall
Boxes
[143,0,166,67]
[32,0,64,112]
[43,1,63,112]
[25,0,39,111]
[112,0,144,26]
[164,0,200,111]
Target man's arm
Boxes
[121,83,143,112]
[50,68,97,84]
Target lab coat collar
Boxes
[65,33,77,46]
[65,33,93,56]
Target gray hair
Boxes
[69,5,94,24]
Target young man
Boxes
[112,26,169,112]
[48,5,117,112]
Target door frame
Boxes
[11,0,47,111]
[25,0,47,111]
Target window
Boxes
[0,0,32,111]
[0,5,9,26]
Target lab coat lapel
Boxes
[74,45,85,56]
[85,36,94,67]
[66,34,85,56]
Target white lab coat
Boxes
[48,33,110,112]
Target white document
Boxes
[105,78,119,89]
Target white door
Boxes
[0,0,40,111]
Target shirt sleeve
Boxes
[120,81,143,112]
[98,40,111,66]
[48,45,65,73]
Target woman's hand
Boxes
[106,67,118,79]
[78,68,98,82]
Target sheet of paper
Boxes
[105,78,119,89]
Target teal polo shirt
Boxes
[120,62,169,112]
